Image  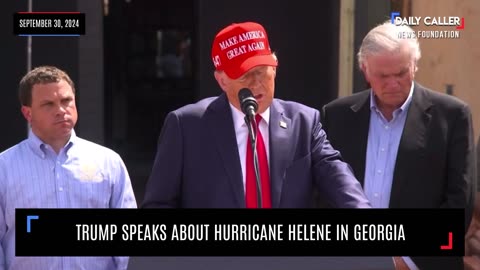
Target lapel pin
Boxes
[279,121,287,129]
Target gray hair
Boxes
[357,20,421,69]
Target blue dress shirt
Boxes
[0,130,137,270]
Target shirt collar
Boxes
[370,82,415,113]
[229,103,270,131]
[27,128,77,158]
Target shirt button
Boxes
[377,170,382,174]
[58,187,64,192]
[385,126,389,130]
[381,148,385,152]
[374,193,379,197]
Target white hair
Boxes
[357,20,421,69]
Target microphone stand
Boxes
[245,114,262,208]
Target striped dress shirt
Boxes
[0,130,137,270]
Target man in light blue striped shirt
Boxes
[0,66,137,270]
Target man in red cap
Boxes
[142,21,370,209]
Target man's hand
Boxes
[393,257,410,270]
[466,194,480,255]
[467,230,480,256]
[464,192,480,269]
[464,256,480,270]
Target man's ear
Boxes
[360,63,370,83]
[214,71,228,92]
[21,106,32,123]
[360,63,367,74]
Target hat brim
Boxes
[225,54,278,80]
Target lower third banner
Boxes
[15,208,463,256]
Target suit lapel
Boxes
[389,84,432,207]
[349,91,371,186]
[205,94,244,206]
[269,101,293,207]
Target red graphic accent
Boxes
[440,232,453,250]
[456,18,465,30]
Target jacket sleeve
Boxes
[142,111,184,208]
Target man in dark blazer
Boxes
[142,21,370,209]
[322,21,475,270]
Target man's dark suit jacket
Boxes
[322,82,475,270]
[142,93,370,209]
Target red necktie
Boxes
[245,114,272,208]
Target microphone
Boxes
[238,88,258,120]
[237,88,262,208]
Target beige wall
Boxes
[412,0,480,139]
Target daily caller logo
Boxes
[390,12,465,39]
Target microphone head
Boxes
[238,88,258,115]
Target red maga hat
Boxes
[211,22,277,79]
